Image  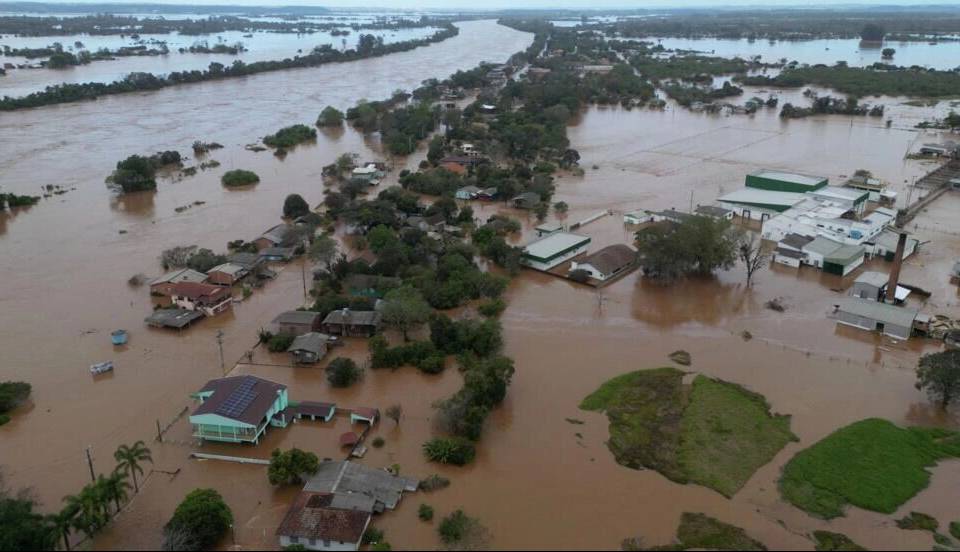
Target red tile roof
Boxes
[276,492,370,544]
[339,432,359,446]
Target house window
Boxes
[289,536,299,544]
[309,538,316,546]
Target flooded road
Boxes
[2,18,960,551]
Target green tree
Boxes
[283,193,311,219]
[308,234,338,273]
[882,48,895,59]
[163,488,233,551]
[635,215,736,282]
[113,440,152,493]
[916,350,960,409]
[317,106,344,127]
[63,485,107,539]
[98,472,131,515]
[381,286,432,341]
[268,448,320,486]
[0,491,57,551]
[422,437,476,465]
[326,357,361,388]
[221,169,260,187]
[860,23,885,42]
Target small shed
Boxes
[350,407,379,425]
[455,185,481,200]
[852,271,888,302]
[287,332,330,364]
[339,432,359,447]
[206,263,248,286]
[569,244,637,281]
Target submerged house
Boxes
[287,332,330,365]
[277,461,418,550]
[569,244,637,282]
[169,282,233,316]
[206,263,248,286]
[276,492,371,551]
[190,375,289,444]
[321,309,382,337]
[254,224,293,251]
[835,299,919,340]
[269,311,323,336]
[149,268,208,296]
[511,192,541,210]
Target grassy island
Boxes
[581,367,796,497]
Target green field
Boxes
[581,368,796,497]
[651,512,767,551]
[780,418,960,519]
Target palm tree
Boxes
[63,485,106,539]
[50,505,78,551]
[113,441,152,493]
[97,472,131,516]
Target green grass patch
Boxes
[581,368,795,497]
[950,521,960,540]
[679,376,797,497]
[780,418,960,519]
[811,531,866,551]
[652,512,767,551]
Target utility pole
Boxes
[689,189,695,214]
[301,258,308,303]
[85,447,96,483]
[216,330,225,376]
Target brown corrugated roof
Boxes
[170,281,229,302]
[192,375,285,426]
[578,244,636,276]
[276,492,370,543]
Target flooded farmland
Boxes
[2,16,960,552]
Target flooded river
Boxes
[0,26,443,98]
[2,18,960,551]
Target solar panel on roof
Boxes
[215,378,260,419]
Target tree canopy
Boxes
[635,216,737,282]
[163,488,233,551]
[916,350,960,409]
[268,448,320,485]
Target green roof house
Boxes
[745,169,828,193]
[190,375,289,444]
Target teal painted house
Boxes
[190,375,289,444]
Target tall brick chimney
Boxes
[885,232,908,304]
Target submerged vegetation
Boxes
[652,512,767,551]
[262,124,317,149]
[220,169,260,187]
[780,418,960,519]
[106,151,182,193]
[739,65,960,99]
[0,381,31,426]
[581,368,795,497]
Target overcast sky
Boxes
[28,0,960,9]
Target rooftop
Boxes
[323,309,382,327]
[303,461,418,512]
[838,298,919,329]
[260,224,291,245]
[803,236,844,257]
[276,492,370,543]
[271,310,322,326]
[578,244,636,275]
[825,244,866,264]
[150,268,208,286]
[718,188,806,208]
[523,231,591,262]
[780,233,815,250]
[170,281,230,302]
[192,375,286,426]
[144,308,204,329]
[207,263,246,277]
[750,169,827,187]
[855,271,889,288]
[287,332,329,355]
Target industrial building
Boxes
[521,232,591,271]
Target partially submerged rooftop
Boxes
[303,461,418,513]
[192,375,286,426]
[523,231,591,262]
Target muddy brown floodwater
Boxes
[2,19,960,551]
